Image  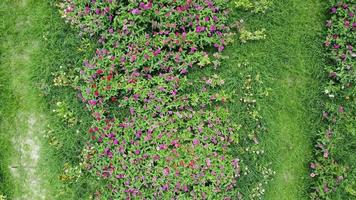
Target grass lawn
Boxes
[0,0,95,199]
[225,0,327,199]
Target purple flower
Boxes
[116,174,125,179]
[210,25,216,32]
[345,20,350,28]
[196,26,204,33]
[331,7,337,13]
[180,68,188,74]
[130,107,135,115]
[333,44,340,49]
[206,158,211,167]
[153,48,161,56]
[162,184,169,191]
[139,2,152,10]
[131,8,141,15]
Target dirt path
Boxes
[0,0,51,199]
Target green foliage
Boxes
[239,28,266,43]
[235,0,271,13]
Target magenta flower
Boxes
[139,2,152,10]
[88,100,97,105]
[153,48,161,56]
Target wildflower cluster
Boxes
[310,1,355,199]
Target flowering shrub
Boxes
[58,0,271,199]
[310,1,355,199]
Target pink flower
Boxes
[324,150,329,158]
[180,68,188,74]
[310,163,316,169]
[85,6,90,14]
[310,173,316,177]
[338,106,344,113]
[88,100,97,105]
[193,139,200,145]
[163,167,170,176]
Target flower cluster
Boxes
[59,0,248,199]
[310,1,355,199]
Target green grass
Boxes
[0,0,96,199]
[225,0,327,199]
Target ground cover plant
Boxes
[57,0,273,199]
[309,1,356,199]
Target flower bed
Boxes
[310,1,355,199]
[58,0,273,199]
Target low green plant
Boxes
[235,0,271,13]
